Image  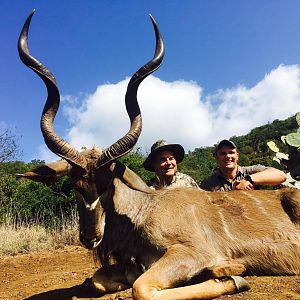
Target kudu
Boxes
[18,11,300,300]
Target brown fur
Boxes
[107,179,300,277]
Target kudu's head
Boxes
[17,10,164,249]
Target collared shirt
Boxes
[149,172,200,190]
[199,165,268,192]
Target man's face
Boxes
[215,146,238,171]
[153,150,177,178]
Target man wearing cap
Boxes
[143,140,199,189]
[200,139,287,191]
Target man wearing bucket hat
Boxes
[199,139,287,191]
[143,139,199,189]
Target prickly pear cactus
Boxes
[267,112,300,189]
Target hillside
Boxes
[181,114,299,182]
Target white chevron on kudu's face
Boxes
[83,197,100,211]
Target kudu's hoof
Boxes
[230,276,251,292]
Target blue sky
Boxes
[1,1,300,162]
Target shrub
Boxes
[267,112,300,189]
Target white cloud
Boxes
[61,76,212,154]
[38,64,300,161]
[37,145,60,163]
[208,64,300,144]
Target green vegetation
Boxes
[0,114,298,255]
[0,128,21,162]
[0,161,79,255]
[0,161,77,228]
[267,112,300,188]
[180,147,217,183]
[119,148,153,183]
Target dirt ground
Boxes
[1,246,300,300]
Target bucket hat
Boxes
[143,139,185,172]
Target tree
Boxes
[119,148,152,183]
[0,128,20,162]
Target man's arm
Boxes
[234,167,287,190]
[249,167,287,185]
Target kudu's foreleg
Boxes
[132,245,249,300]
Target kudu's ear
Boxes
[113,161,152,193]
[16,160,71,183]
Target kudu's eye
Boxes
[73,180,88,197]
[75,186,86,197]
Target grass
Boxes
[0,212,80,256]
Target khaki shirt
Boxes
[149,172,200,190]
[199,165,268,192]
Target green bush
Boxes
[120,148,153,183]
[267,112,300,188]
[0,168,76,228]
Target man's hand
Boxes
[233,179,254,190]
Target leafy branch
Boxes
[267,112,300,189]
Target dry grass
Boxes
[0,213,80,256]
